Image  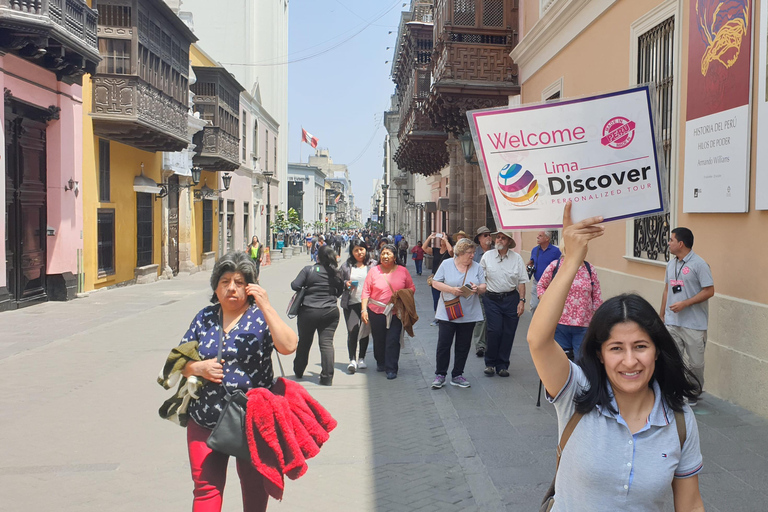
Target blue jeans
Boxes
[555,324,587,358]
[482,292,520,371]
[414,259,423,274]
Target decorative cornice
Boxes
[510,0,618,83]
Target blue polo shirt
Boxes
[547,362,702,511]
[532,244,561,281]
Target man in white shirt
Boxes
[480,231,528,377]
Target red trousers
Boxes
[187,420,269,512]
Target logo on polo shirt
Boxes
[662,453,668,458]
[682,267,690,275]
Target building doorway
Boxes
[4,104,48,306]
[167,175,180,275]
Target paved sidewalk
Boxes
[0,252,766,511]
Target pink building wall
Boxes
[0,54,84,283]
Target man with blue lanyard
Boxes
[527,231,561,314]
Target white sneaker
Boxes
[347,360,357,374]
[357,358,367,370]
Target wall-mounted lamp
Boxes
[194,172,232,200]
[459,132,478,165]
[64,178,79,194]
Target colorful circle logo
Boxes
[498,164,539,207]
[601,117,636,149]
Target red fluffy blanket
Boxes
[245,377,337,499]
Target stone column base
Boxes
[201,252,216,271]
[135,264,160,285]
[46,272,78,301]
[0,287,12,312]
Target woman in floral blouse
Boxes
[536,249,602,359]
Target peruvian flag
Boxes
[301,128,319,148]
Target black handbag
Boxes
[206,312,251,460]
[286,287,306,319]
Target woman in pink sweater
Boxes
[361,244,415,379]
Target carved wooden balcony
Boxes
[0,0,100,82]
[91,74,190,152]
[192,125,240,172]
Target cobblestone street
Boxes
[0,254,766,511]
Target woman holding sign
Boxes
[527,203,704,511]
[429,238,486,389]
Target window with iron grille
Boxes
[136,193,153,267]
[242,111,247,160]
[98,139,110,202]
[97,209,115,276]
[634,17,674,262]
[203,200,213,253]
[264,130,269,171]
[482,0,504,27]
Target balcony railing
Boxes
[193,126,240,172]
[432,36,517,84]
[91,74,190,152]
[0,0,99,79]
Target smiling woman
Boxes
[526,203,705,512]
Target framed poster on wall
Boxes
[683,0,753,213]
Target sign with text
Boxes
[683,0,752,213]
[467,86,667,230]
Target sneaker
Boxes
[429,320,439,327]
[386,372,397,380]
[347,359,357,374]
[484,366,495,376]
[497,369,510,377]
[357,358,367,370]
[431,375,446,389]
[476,348,485,358]
[450,375,471,388]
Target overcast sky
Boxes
[287,0,406,218]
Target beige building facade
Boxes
[512,0,768,419]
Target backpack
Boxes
[552,258,593,293]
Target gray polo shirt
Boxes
[433,258,485,323]
[664,250,714,331]
[548,362,702,511]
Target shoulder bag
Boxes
[442,267,469,321]
[206,311,251,460]
[286,287,306,319]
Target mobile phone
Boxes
[351,280,359,288]
[463,284,474,292]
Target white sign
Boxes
[468,86,667,230]
[756,0,768,210]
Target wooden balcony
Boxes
[91,74,190,152]
[395,98,448,176]
[192,125,240,172]
[0,0,100,82]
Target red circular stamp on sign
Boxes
[601,117,636,149]
[682,267,690,275]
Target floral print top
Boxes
[180,304,274,428]
[536,258,603,327]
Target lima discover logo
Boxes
[498,163,539,207]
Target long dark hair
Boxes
[574,293,701,414]
[378,244,402,266]
[346,239,371,267]
[317,245,343,290]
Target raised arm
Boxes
[527,203,604,396]
[246,284,298,355]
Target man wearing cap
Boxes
[472,226,494,357]
[480,231,528,377]
[527,231,561,314]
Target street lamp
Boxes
[263,170,274,249]
[459,132,478,164]
[381,183,389,234]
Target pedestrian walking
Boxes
[397,237,409,267]
[340,239,375,374]
[536,251,602,359]
[527,231,561,315]
[361,244,415,380]
[660,227,714,406]
[411,242,425,275]
[290,245,344,386]
[471,226,493,358]
[527,203,703,511]
[246,236,264,282]
[173,251,298,512]
[421,232,454,326]
[429,238,486,390]
[480,231,527,377]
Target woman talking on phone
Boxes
[527,203,704,511]
[429,238,486,389]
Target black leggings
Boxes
[343,303,369,360]
[294,306,339,379]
